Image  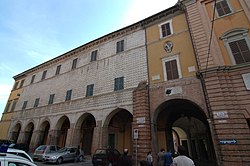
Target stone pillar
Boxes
[65,128,74,147]
[48,129,60,145]
[29,130,40,151]
[132,81,151,163]
[71,128,81,147]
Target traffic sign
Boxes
[133,129,139,140]
[219,139,237,145]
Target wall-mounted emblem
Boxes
[164,41,173,53]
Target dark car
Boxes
[92,148,121,166]
[9,143,29,152]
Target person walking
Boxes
[165,150,173,166]
[146,151,153,166]
[172,146,195,166]
[157,148,165,166]
[118,148,132,166]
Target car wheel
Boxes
[78,155,84,162]
[57,157,63,164]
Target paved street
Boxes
[34,157,93,166]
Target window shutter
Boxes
[165,60,179,80]
[229,39,250,64]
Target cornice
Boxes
[14,5,181,79]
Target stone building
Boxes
[1,0,250,165]
[5,17,148,156]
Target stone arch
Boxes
[55,115,70,147]
[153,98,217,166]
[10,122,22,143]
[23,122,34,150]
[103,108,133,154]
[74,113,96,155]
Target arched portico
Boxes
[74,113,96,155]
[103,108,133,154]
[10,123,21,143]
[23,122,34,150]
[153,99,216,166]
[55,116,70,147]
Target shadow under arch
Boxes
[75,113,96,155]
[103,108,133,154]
[55,115,70,147]
[11,122,22,143]
[153,98,216,166]
[24,122,34,150]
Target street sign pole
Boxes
[134,129,139,166]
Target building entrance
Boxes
[154,99,216,166]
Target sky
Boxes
[0,0,178,116]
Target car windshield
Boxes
[95,149,106,155]
[57,147,68,153]
[36,145,46,151]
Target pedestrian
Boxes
[118,148,132,166]
[165,150,173,166]
[146,151,153,166]
[172,145,195,166]
[157,148,165,166]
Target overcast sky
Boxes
[0,0,178,116]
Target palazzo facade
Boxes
[1,1,250,165]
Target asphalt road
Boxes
[34,158,93,166]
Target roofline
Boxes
[13,4,181,79]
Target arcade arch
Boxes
[55,116,70,147]
[10,123,21,143]
[103,108,133,154]
[75,113,96,155]
[154,99,216,165]
[24,122,34,149]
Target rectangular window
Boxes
[165,60,179,80]
[22,101,28,110]
[116,40,124,53]
[160,20,173,38]
[42,70,47,80]
[114,77,124,91]
[10,100,17,112]
[13,82,19,90]
[48,94,55,105]
[65,90,72,101]
[55,65,61,75]
[34,98,40,108]
[86,84,94,97]
[91,50,98,62]
[30,75,35,84]
[216,0,232,17]
[162,55,182,81]
[72,58,78,69]
[4,101,12,113]
[229,39,250,64]
[19,80,25,88]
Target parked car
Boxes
[92,148,121,166]
[0,152,37,166]
[9,143,29,152]
[43,146,84,164]
[33,145,60,161]
[7,147,33,162]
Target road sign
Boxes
[219,139,237,145]
[133,129,139,140]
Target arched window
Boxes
[220,28,250,65]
